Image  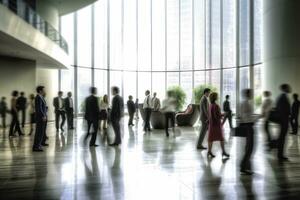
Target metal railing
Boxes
[0,0,68,53]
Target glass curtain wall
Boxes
[60,0,263,114]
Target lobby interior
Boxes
[1,0,300,199]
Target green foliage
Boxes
[255,95,262,107]
[167,86,186,111]
[193,84,217,104]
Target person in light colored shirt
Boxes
[143,90,152,132]
[161,91,177,137]
[261,91,273,148]
[151,92,161,111]
[99,95,109,130]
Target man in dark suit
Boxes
[290,93,299,135]
[143,90,152,132]
[33,86,48,152]
[276,84,291,161]
[222,95,233,129]
[84,87,100,147]
[127,95,135,126]
[109,86,124,146]
[53,91,66,132]
[0,97,7,128]
[64,92,74,130]
[17,92,27,128]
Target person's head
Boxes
[263,91,271,98]
[225,95,230,100]
[209,92,218,103]
[29,94,35,100]
[20,92,25,96]
[103,94,108,103]
[1,97,6,101]
[67,92,72,97]
[242,89,253,100]
[90,87,97,95]
[280,84,291,94]
[135,98,139,102]
[203,88,211,97]
[145,90,150,96]
[153,92,157,97]
[12,90,19,97]
[58,91,63,97]
[293,93,298,100]
[128,95,133,100]
[36,86,45,96]
[111,86,119,96]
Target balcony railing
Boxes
[0,0,68,54]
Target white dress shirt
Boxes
[143,95,151,109]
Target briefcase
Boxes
[268,109,280,123]
[232,124,248,137]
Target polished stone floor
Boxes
[1,117,300,200]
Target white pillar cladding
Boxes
[263,0,300,97]
[36,0,59,29]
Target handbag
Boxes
[232,124,248,137]
[268,108,281,123]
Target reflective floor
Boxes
[1,117,300,200]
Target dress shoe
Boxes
[207,151,215,158]
[240,170,254,175]
[90,144,99,147]
[109,143,120,147]
[32,148,43,152]
[278,156,289,161]
[197,145,207,150]
[41,143,49,146]
[222,152,230,158]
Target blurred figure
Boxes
[161,91,176,137]
[290,93,299,135]
[127,95,135,126]
[135,98,139,119]
[222,95,233,129]
[261,91,273,148]
[151,92,161,111]
[239,89,257,175]
[99,94,109,130]
[197,88,211,150]
[53,91,66,132]
[17,91,27,128]
[276,84,291,161]
[28,94,35,135]
[0,97,8,129]
[84,87,100,147]
[33,86,48,152]
[64,92,74,130]
[207,92,230,158]
[109,86,124,146]
[143,90,152,132]
[9,91,24,137]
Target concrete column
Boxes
[263,0,300,97]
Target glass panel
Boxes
[180,0,193,70]
[167,72,179,88]
[60,67,74,94]
[138,0,151,71]
[180,72,193,105]
[211,70,221,94]
[77,68,92,112]
[123,0,137,70]
[110,0,122,69]
[61,13,74,65]
[123,71,137,103]
[194,0,205,70]
[194,71,205,87]
[239,67,250,93]
[152,0,166,70]
[94,0,107,69]
[152,72,166,100]
[254,65,262,111]
[110,71,123,96]
[211,0,221,68]
[205,0,211,69]
[138,72,151,101]
[77,6,92,67]
[223,68,236,112]
[239,0,250,66]
[223,0,236,68]
[94,69,108,97]
[254,0,262,63]
[167,0,179,71]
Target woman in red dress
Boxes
[207,92,230,158]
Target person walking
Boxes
[17,91,27,128]
[197,88,211,149]
[127,95,135,126]
[290,93,299,135]
[261,91,273,148]
[0,97,8,129]
[64,92,74,130]
[207,92,230,158]
[9,91,24,137]
[161,91,176,137]
[143,90,152,132]
[53,91,66,132]
[222,95,233,129]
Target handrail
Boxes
[0,0,69,54]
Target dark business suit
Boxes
[276,93,291,158]
[17,96,27,128]
[290,100,299,134]
[0,100,7,128]
[64,97,74,129]
[33,95,47,149]
[222,100,233,128]
[85,95,100,146]
[111,95,124,144]
[127,100,135,125]
[53,97,66,130]
[197,95,209,148]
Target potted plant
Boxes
[193,84,217,104]
[167,86,186,111]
